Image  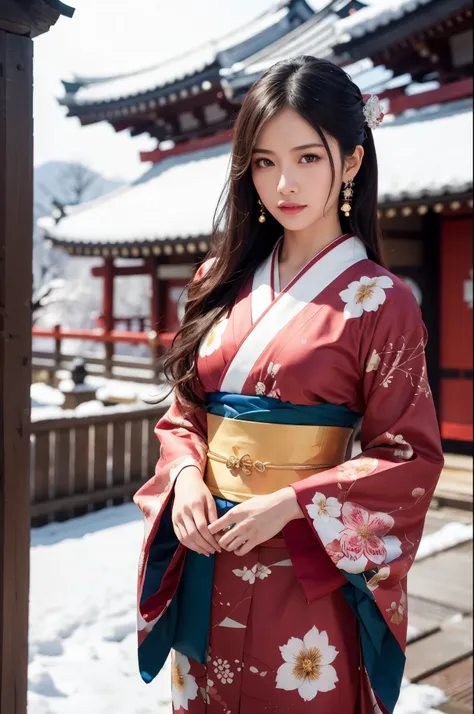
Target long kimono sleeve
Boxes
[133,259,215,682]
[287,287,444,712]
[133,399,208,650]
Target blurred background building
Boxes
[37,0,473,454]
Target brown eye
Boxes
[300,154,320,164]
[255,158,273,168]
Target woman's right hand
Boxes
[172,466,222,556]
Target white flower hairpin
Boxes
[362,94,385,130]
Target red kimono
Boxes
[134,234,444,713]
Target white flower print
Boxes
[199,317,229,358]
[276,626,338,701]
[412,487,425,499]
[171,652,199,711]
[213,658,234,685]
[232,563,271,584]
[386,433,414,460]
[366,349,381,373]
[255,382,266,396]
[267,362,281,379]
[307,492,341,523]
[338,457,379,481]
[340,275,394,320]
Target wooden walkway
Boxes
[406,470,473,714]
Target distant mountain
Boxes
[34,162,122,219]
[33,161,123,290]
[32,162,151,357]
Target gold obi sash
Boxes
[204,413,354,503]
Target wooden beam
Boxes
[91,264,149,278]
[0,0,74,37]
[140,127,233,164]
[0,29,33,714]
[387,77,473,115]
[336,0,470,61]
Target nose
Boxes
[277,171,298,196]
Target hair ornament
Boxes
[362,94,384,130]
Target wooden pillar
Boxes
[103,257,114,378]
[0,29,33,714]
[0,5,73,713]
[148,256,159,333]
[148,256,160,378]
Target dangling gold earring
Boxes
[341,180,355,217]
[258,198,267,223]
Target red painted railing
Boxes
[32,325,176,348]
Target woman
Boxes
[134,57,444,713]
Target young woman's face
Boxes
[251,108,357,232]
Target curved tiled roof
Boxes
[41,100,473,247]
[60,1,314,109]
[335,0,437,41]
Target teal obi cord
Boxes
[139,394,403,713]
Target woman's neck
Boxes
[279,216,345,272]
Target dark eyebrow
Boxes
[252,143,324,154]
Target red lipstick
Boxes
[278,202,306,215]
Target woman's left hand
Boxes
[207,487,304,556]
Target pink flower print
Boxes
[339,502,395,565]
[326,542,345,565]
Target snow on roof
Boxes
[335,0,437,42]
[376,99,473,203]
[41,101,472,246]
[65,6,292,107]
[225,1,366,83]
[226,11,340,81]
[40,142,232,245]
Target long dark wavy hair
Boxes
[164,56,385,409]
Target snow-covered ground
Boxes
[29,504,467,714]
[31,379,171,422]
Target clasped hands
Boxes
[171,466,303,557]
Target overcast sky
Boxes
[33,0,283,181]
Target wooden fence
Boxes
[30,404,168,527]
[33,349,160,384]
[32,325,176,382]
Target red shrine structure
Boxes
[38,0,473,452]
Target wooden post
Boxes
[53,323,62,381]
[103,257,114,378]
[0,28,33,714]
[0,4,73,712]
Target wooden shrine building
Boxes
[40,0,473,452]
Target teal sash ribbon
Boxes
[138,394,403,713]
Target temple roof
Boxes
[60,0,314,110]
[336,0,452,42]
[223,4,349,93]
[225,0,472,94]
[333,0,472,62]
[41,99,473,254]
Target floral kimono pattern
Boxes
[134,234,444,713]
